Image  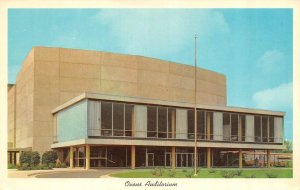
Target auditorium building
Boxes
[7,47,284,169]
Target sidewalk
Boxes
[8,168,87,178]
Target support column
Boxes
[70,146,74,168]
[16,152,20,166]
[207,148,211,168]
[86,145,90,170]
[267,149,270,168]
[131,145,136,169]
[172,146,176,170]
[239,149,243,169]
[206,114,211,140]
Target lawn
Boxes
[110,168,292,178]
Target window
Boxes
[262,116,268,142]
[113,103,124,136]
[254,116,262,142]
[231,114,238,141]
[125,104,133,136]
[147,106,157,137]
[239,115,246,141]
[101,102,112,136]
[197,111,205,139]
[167,108,176,138]
[187,109,195,139]
[269,116,274,142]
[158,107,167,138]
[223,113,230,141]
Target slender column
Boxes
[86,145,90,170]
[206,114,211,140]
[239,149,243,169]
[70,146,74,168]
[267,149,271,168]
[172,146,176,170]
[207,148,211,168]
[131,145,136,169]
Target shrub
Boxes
[20,151,32,166]
[221,170,235,178]
[48,163,55,169]
[266,173,278,178]
[42,151,58,166]
[20,151,40,167]
[8,164,16,169]
[182,169,187,173]
[31,151,41,166]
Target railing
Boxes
[86,129,283,144]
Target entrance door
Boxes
[147,153,154,167]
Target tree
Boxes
[283,140,293,153]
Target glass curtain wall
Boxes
[98,101,133,137]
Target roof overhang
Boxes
[52,92,285,116]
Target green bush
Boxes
[31,151,41,166]
[8,164,16,169]
[182,169,187,172]
[20,151,32,166]
[221,170,235,178]
[245,174,256,178]
[48,163,55,169]
[42,151,58,166]
[20,151,40,167]
[19,163,30,170]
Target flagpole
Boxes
[194,34,198,176]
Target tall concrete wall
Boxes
[7,85,16,149]
[10,46,227,152]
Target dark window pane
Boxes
[158,107,167,138]
[254,116,262,142]
[197,111,205,139]
[262,116,268,142]
[147,106,157,137]
[167,108,176,138]
[113,103,124,136]
[269,116,274,142]
[125,104,133,136]
[223,113,230,141]
[231,114,238,141]
[240,115,246,141]
[187,109,195,139]
[101,102,112,136]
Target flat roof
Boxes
[52,92,285,116]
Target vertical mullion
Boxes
[124,104,125,137]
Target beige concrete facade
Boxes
[8,46,227,152]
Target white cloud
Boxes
[92,9,229,58]
[257,50,285,72]
[252,82,292,111]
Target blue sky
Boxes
[8,9,293,140]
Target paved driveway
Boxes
[34,169,127,178]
